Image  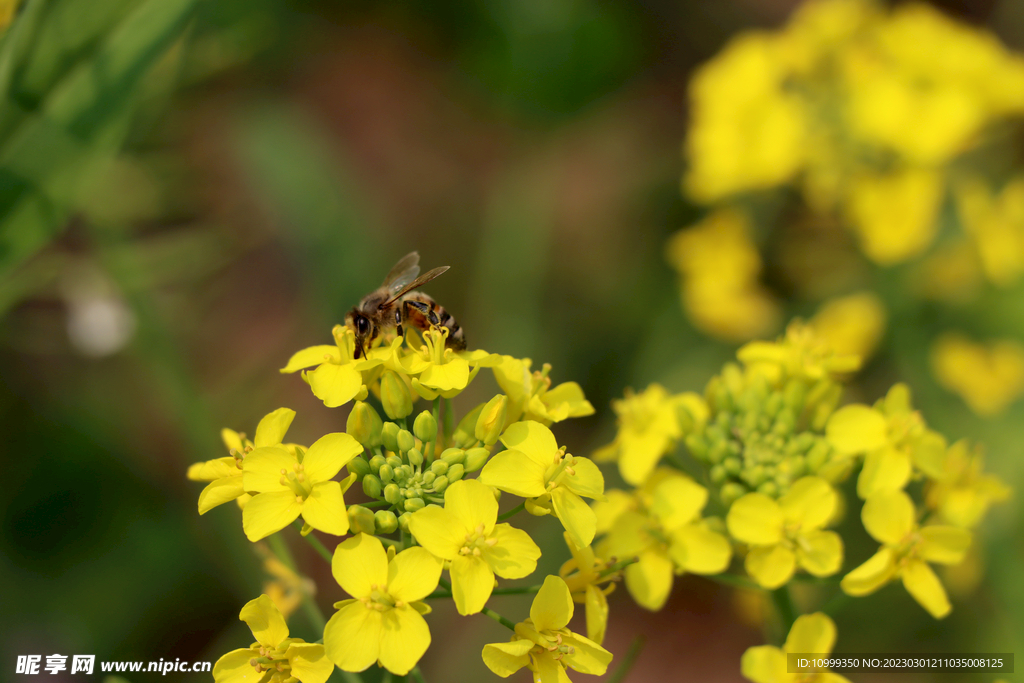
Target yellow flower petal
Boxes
[727,493,784,545]
[212,649,257,683]
[919,526,971,565]
[551,487,598,549]
[388,547,442,603]
[624,549,674,611]
[651,477,708,529]
[483,524,541,579]
[445,479,499,533]
[593,490,635,534]
[669,523,732,574]
[242,446,297,493]
[242,491,303,542]
[198,476,245,514]
[378,607,431,675]
[826,405,888,453]
[841,547,897,596]
[301,482,349,536]
[239,594,288,647]
[531,575,574,632]
[481,640,533,677]
[253,408,296,448]
[408,507,463,560]
[281,345,339,374]
[740,645,786,683]
[780,477,835,529]
[784,612,836,655]
[584,584,609,645]
[307,363,364,408]
[746,544,796,589]
[323,601,381,672]
[302,433,362,484]
[857,447,911,499]
[562,633,613,675]
[286,643,333,683]
[901,559,951,618]
[796,530,843,577]
[499,420,558,465]
[189,457,238,481]
[418,356,470,391]
[450,554,495,615]
[562,456,605,500]
[479,451,547,498]
[861,490,915,545]
[332,534,388,598]
[534,650,572,683]
[605,511,648,559]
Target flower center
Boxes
[249,644,292,682]
[278,462,311,500]
[543,448,575,490]
[420,328,452,365]
[361,583,405,612]
[460,523,497,556]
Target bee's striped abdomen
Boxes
[401,293,466,350]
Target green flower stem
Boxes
[268,533,326,633]
[442,398,454,447]
[359,500,391,509]
[705,572,760,590]
[381,671,392,683]
[491,585,541,595]
[294,523,334,564]
[481,606,517,632]
[409,666,428,683]
[430,397,441,451]
[821,590,852,618]
[497,502,526,522]
[334,666,364,683]
[598,557,639,578]
[374,535,400,548]
[771,585,797,637]
[606,636,644,683]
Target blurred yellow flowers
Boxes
[408,479,540,615]
[741,612,850,683]
[213,595,332,683]
[930,332,1024,416]
[481,575,612,683]
[324,534,442,675]
[841,490,970,618]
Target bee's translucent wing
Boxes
[382,266,450,306]
[383,252,421,294]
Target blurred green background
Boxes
[0,0,1021,681]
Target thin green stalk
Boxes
[268,533,326,632]
[374,535,400,548]
[821,590,852,618]
[491,585,541,595]
[360,500,391,509]
[293,522,333,563]
[705,572,760,590]
[772,585,797,638]
[606,636,644,683]
[409,666,427,683]
[442,398,454,447]
[497,502,526,522]
[598,557,639,578]
[381,671,392,683]
[481,606,517,632]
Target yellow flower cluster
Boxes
[683,0,1024,268]
[191,320,613,680]
[597,323,1008,624]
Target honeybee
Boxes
[346,252,467,358]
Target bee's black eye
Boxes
[356,317,370,335]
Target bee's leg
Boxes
[405,299,440,325]
[394,308,404,337]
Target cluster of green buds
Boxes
[344,400,491,535]
[683,329,859,505]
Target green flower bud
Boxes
[369,454,386,472]
[432,475,449,493]
[384,483,401,504]
[362,474,382,499]
[380,370,414,420]
[347,457,370,479]
[447,463,465,482]
[374,510,398,534]
[348,505,376,535]
[709,464,727,485]
[783,379,806,411]
[347,401,383,448]
[397,429,416,454]
[423,471,436,485]
[763,392,783,418]
[399,464,414,480]
[430,460,449,476]
[720,482,747,506]
[407,447,424,467]
[404,497,425,512]
[381,422,401,453]
[475,394,508,446]
[741,464,766,487]
[454,403,486,448]
[386,455,403,469]
[379,464,394,484]
[413,410,438,443]
[464,447,490,473]
[757,481,778,497]
[684,433,709,460]
[806,440,831,472]
[398,512,412,533]
[723,457,742,477]
[441,448,466,465]
[708,441,730,464]
[393,466,409,485]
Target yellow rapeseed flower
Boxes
[281,326,377,408]
[188,408,296,514]
[841,490,970,618]
[727,477,843,589]
[741,612,850,683]
[241,432,362,541]
[558,532,621,645]
[809,292,886,362]
[929,332,1024,416]
[491,356,595,425]
[955,176,1024,287]
[213,595,332,683]
[408,479,541,615]
[480,421,604,548]
[323,534,442,675]
[925,440,1010,528]
[481,576,612,683]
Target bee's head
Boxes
[345,309,373,359]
